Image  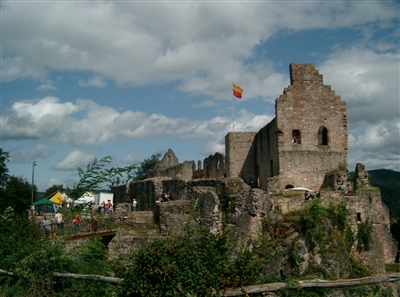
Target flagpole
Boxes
[232,95,235,132]
[232,83,242,132]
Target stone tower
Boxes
[226,63,348,192]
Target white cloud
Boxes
[54,150,95,171]
[348,120,400,171]
[9,144,49,163]
[122,154,143,165]
[319,44,399,124]
[2,96,269,147]
[78,76,107,88]
[36,80,57,91]
[40,178,66,194]
[2,1,398,95]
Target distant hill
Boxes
[368,169,400,220]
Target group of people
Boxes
[97,200,114,215]
[304,191,321,201]
[155,192,172,204]
[40,199,112,237]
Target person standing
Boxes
[106,200,114,215]
[54,211,64,236]
[73,214,80,233]
[132,199,138,212]
[41,216,52,238]
[92,217,98,232]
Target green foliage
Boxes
[345,284,393,297]
[327,202,348,232]
[369,169,400,218]
[0,207,42,271]
[132,152,161,181]
[384,263,400,272]
[357,218,373,252]
[279,287,333,297]
[349,258,370,278]
[368,169,400,247]
[68,156,138,199]
[0,149,10,190]
[299,199,327,247]
[44,184,65,199]
[1,176,37,215]
[345,227,355,252]
[0,207,117,296]
[117,223,264,296]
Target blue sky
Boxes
[1,1,399,192]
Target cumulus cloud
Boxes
[319,44,399,124]
[2,96,269,147]
[54,150,95,171]
[9,144,49,163]
[1,1,399,190]
[40,178,66,193]
[2,1,398,97]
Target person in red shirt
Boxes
[73,214,80,233]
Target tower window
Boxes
[318,126,328,145]
[292,130,301,144]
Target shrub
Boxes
[117,223,264,296]
[357,218,373,252]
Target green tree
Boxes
[44,184,65,198]
[118,223,263,297]
[1,176,36,214]
[133,152,161,181]
[68,156,137,199]
[0,149,10,190]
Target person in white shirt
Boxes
[54,212,64,236]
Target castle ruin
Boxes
[147,63,348,193]
[111,63,398,275]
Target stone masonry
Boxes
[227,63,348,192]
[147,64,348,194]
[110,63,397,274]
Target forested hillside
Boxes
[368,169,400,219]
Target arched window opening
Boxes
[167,156,170,162]
[292,130,301,144]
[217,160,220,170]
[318,126,328,145]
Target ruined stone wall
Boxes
[321,170,352,191]
[126,179,165,211]
[155,177,271,240]
[255,118,279,190]
[346,191,398,269]
[271,63,347,191]
[161,178,189,200]
[112,184,129,204]
[270,190,397,268]
[193,152,226,179]
[277,151,347,191]
[225,132,257,181]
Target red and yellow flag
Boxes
[232,83,243,99]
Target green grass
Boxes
[385,263,400,272]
